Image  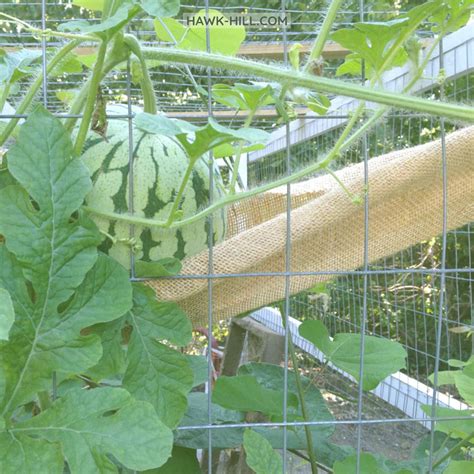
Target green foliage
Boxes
[139,0,180,19]
[239,363,335,447]
[0,48,41,87]
[299,320,407,390]
[155,9,246,55]
[421,406,474,439]
[444,461,474,474]
[243,429,283,474]
[73,0,105,11]
[333,1,438,79]
[135,112,269,160]
[0,289,14,341]
[0,108,175,471]
[213,374,299,416]
[151,446,201,473]
[122,284,194,428]
[212,82,275,111]
[60,1,140,39]
[2,388,172,473]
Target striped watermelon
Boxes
[81,116,226,269]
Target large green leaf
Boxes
[155,9,246,55]
[243,429,283,474]
[5,387,172,473]
[149,446,201,473]
[299,320,407,390]
[239,363,334,448]
[453,371,474,405]
[212,82,275,112]
[0,433,63,474]
[213,374,298,416]
[175,392,245,449]
[0,107,132,414]
[0,288,14,341]
[123,284,193,428]
[73,0,104,10]
[421,405,474,439]
[444,461,474,474]
[333,2,438,78]
[0,48,41,86]
[85,317,127,382]
[135,113,269,160]
[334,453,389,474]
[430,0,474,33]
[140,0,180,18]
[60,1,139,38]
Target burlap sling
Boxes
[147,126,474,326]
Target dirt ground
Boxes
[315,369,428,463]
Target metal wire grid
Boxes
[1,0,473,472]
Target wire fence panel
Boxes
[0,1,473,473]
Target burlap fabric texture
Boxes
[148,126,474,326]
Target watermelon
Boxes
[81,115,227,270]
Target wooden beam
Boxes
[238,41,349,59]
[2,41,348,60]
[166,107,308,120]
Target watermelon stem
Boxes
[142,47,474,123]
[229,111,256,194]
[74,40,109,155]
[65,35,131,133]
[165,156,199,227]
[123,34,157,115]
[0,40,82,147]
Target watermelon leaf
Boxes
[212,82,275,112]
[123,284,194,428]
[420,405,474,439]
[4,387,172,473]
[239,363,334,447]
[155,9,246,56]
[59,1,139,38]
[243,429,283,474]
[72,0,104,11]
[135,112,269,160]
[299,320,407,390]
[139,0,180,19]
[152,446,201,473]
[213,374,298,416]
[135,257,182,277]
[0,108,177,472]
[0,48,41,86]
[0,107,134,414]
[0,288,14,341]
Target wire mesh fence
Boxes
[0,1,473,473]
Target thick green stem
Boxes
[123,34,157,114]
[229,112,255,194]
[73,40,108,155]
[165,157,198,226]
[0,13,97,42]
[0,83,10,112]
[303,0,345,73]
[65,49,130,133]
[142,47,473,123]
[0,40,82,147]
[279,304,318,474]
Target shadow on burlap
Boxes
[147,126,474,326]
